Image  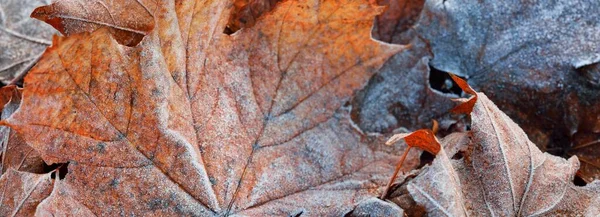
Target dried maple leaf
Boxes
[0,0,57,85]
[3,0,408,215]
[0,169,54,216]
[407,76,600,216]
[31,0,157,46]
[415,0,600,180]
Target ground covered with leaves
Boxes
[0,0,599,216]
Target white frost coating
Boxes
[573,54,600,68]
[409,183,453,217]
[480,102,517,212]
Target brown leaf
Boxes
[407,81,600,216]
[0,169,54,216]
[0,0,57,85]
[5,0,407,215]
[0,86,46,175]
[372,0,425,44]
[35,177,96,216]
[31,0,157,46]
[415,0,600,180]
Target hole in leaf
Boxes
[451,151,464,160]
[429,64,465,96]
[418,151,435,168]
[573,173,587,187]
[223,26,235,35]
[47,162,69,180]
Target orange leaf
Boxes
[449,74,478,114]
[386,129,440,155]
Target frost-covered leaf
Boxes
[31,0,156,46]
[352,36,465,135]
[416,0,600,180]
[0,0,56,85]
[3,0,413,216]
[0,169,54,216]
[407,77,600,216]
[372,0,424,44]
[0,85,45,175]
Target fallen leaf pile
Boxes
[0,0,599,216]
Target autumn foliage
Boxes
[0,0,599,216]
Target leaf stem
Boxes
[381,146,412,200]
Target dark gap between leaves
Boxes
[573,174,587,187]
[428,64,465,96]
[224,26,236,35]
[418,151,435,168]
[451,151,464,160]
[46,162,69,180]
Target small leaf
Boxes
[386,129,440,155]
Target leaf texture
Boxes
[0,169,54,216]
[31,0,157,46]
[0,86,46,175]
[0,0,57,85]
[372,0,424,44]
[5,0,407,215]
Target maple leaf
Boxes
[2,0,408,215]
[31,0,157,46]
[415,0,600,180]
[0,0,57,85]
[406,76,600,216]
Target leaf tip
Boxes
[31,4,66,34]
[448,74,478,114]
[449,73,476,95]
[386,129,441,155]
